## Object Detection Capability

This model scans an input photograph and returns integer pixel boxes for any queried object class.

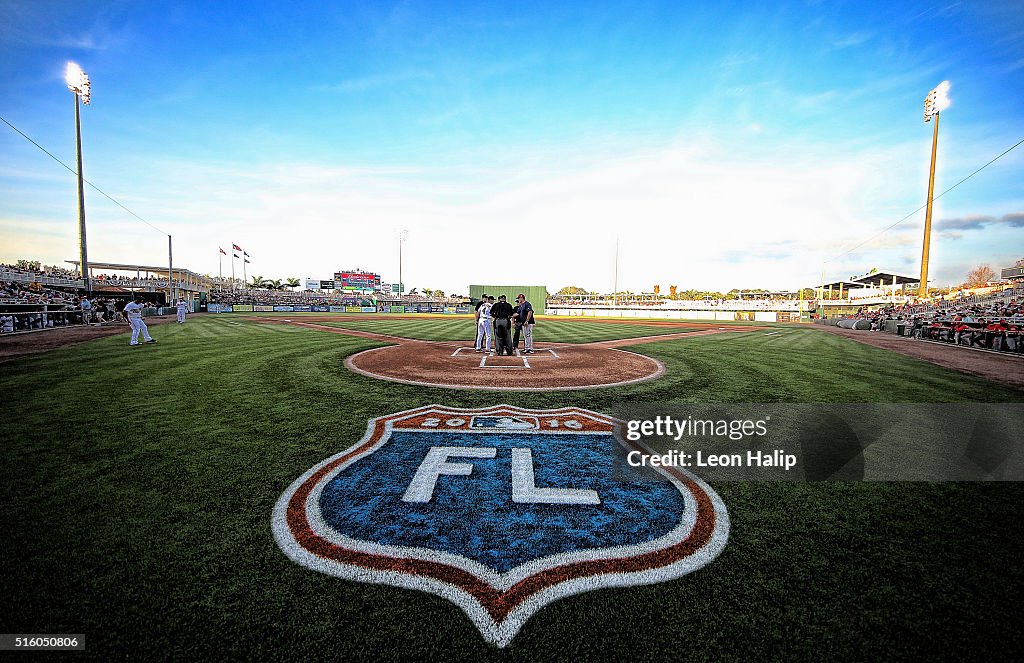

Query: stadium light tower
[918,80,950,298]
[398,229,407,298]
[66,61,92,293]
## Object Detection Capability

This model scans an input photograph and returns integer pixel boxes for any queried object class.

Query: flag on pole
[232,243,243,251]
[243,251,250,257]
[244,259,250,264]
[219,247,227,255]
[233,253,239,258]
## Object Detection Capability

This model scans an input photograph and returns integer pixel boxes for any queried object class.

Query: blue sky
[1,0,1022,294]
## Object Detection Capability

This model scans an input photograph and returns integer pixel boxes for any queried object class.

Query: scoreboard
[334,270,382,291]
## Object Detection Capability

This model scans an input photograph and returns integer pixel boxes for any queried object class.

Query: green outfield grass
[308,315,746,344]
[1,315,1021,659]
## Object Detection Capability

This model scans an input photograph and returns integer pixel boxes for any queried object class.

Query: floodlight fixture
[65,61,91,104]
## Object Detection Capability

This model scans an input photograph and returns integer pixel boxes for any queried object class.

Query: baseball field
[1,313,1022,659]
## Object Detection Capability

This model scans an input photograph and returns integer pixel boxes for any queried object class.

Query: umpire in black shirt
[490,294,517,356]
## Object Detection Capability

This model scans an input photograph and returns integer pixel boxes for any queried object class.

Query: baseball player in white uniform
[124,297,156,346]
[176,298,188,324]
[475,296,493,353]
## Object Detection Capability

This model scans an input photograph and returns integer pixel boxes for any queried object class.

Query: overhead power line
[826,136,1024,263]
[0,114,166,235]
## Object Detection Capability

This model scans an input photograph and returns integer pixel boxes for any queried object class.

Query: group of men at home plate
[475,293,536,356]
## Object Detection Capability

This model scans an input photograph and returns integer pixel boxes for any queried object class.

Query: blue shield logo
[272,405,729,646]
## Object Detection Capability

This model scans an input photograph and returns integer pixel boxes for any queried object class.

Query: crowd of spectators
[0,260,80,281]
[2,259,202,292]
[546,296,807,310]
[843,288,1024,354]
[1,281,79,305]
[209,285,475,306]
[0,291,127,334]
[210,287,375,307]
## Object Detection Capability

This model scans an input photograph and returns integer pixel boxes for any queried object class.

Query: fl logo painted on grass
[272,405,729,647]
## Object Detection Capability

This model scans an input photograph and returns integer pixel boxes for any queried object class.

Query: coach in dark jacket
[512,293,536,353]
[490,295,516,356]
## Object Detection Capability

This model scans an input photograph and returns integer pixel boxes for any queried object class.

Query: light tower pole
[398,229,407,299]
[919,81,951,298]
[66,62,92,293]
[613,236,619,307]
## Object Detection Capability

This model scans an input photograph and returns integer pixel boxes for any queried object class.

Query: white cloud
[3,131,1017,293]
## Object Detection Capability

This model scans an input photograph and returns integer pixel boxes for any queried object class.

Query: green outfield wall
[469,284,547,306]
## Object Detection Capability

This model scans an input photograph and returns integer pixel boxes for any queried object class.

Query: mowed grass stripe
[618,328,1022,403]
[0,316,1021,659]
[316,315,708,343]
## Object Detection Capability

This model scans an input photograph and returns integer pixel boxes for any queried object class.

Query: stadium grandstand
[1,258,210,334]
[818,286,1024,354]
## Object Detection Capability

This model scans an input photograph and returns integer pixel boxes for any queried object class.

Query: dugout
[469,284,547,308]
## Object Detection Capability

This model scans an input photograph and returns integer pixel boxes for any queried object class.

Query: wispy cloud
[38,33,112,51]
[832,31,872,48]
[718,53,759,69]
[0,2,125,51]
[937,214,996,231]
[936,213,1024,233]
[316,69,437,94]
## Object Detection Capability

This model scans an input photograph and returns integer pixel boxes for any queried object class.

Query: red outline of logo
[272,405,729,647]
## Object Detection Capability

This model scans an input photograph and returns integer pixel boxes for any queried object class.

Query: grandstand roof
[66,260,206,279]
[848,270,919,287]
[818,270,919,290]
[816,279,862,290]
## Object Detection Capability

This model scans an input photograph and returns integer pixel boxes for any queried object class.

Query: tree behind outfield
[964,265,996,288]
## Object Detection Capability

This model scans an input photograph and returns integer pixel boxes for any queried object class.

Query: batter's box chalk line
[480,354,530,369]
[452,346,557,359]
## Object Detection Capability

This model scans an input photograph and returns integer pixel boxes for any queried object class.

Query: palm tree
[285,277,300,290]
[250,275,267,289]
[269,278,283,290]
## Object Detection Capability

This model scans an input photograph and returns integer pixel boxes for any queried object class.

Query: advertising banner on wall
[273,306,294,312]
[329,306,346,313]
[233,304,253,312]
[293,306,311,312]
[311,306,330,312]
[345,306,363,313]
[361,306,376,313]
[208,303,223,313]
[254,305,274,312]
